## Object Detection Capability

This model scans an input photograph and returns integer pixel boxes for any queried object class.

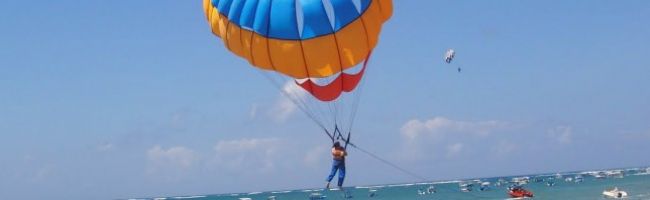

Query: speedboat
[603,187,628,198]
[511,177,530,185]
[606,170,624,178]
[309,193,326,200]
[480,182,490,191]
[368,189,377,197]
[508,186,533,198]
[546,181,555,187]
[574,175,584,183]
[426,185,436,194]
[459,182,473,192]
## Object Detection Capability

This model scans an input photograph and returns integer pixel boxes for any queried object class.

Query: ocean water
[135,168,650,200]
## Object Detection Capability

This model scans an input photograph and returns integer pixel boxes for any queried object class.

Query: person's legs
[326,160,339,182]
[337,162,346,187]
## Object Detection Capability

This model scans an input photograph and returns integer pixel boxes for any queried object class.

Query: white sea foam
[271,190,292,194]
[387,183,415,187]
[172,195,206,199]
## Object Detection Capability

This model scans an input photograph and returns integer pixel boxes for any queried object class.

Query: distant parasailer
[444,49,460,72]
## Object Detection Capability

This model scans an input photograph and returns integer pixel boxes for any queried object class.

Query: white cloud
[303,145,328,168]
[96,142,114,152]
[547,126,572,144]
[400,117,510,140]
[492,140,518,157]
[146,145,198,173]
[446,143,464,158]
[249,103,258,119]
[268,81,306,123]
[213,138,284,172]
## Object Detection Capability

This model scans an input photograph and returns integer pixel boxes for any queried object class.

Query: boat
[546,181,555,187]
[511,177,530,185]
[508,186,533,198]
[605,170,624,178]
[574,175,584,183]
[564,177,573,182]
[426,185,436,194]
[602,187,628,198]
[267,196,276,200]
[368,189,377,197]
[459,182,473,192]
[480,182,490,191]
[309,193,326,200]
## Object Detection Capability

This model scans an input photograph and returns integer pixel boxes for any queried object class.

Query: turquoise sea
[133,167,650,200]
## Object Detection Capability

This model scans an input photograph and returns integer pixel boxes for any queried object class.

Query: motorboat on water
[511,177,530,185]
[606,170,624,178]
[368,189,377,197]
[574,175,584,183]
[546,181,555,187]
[564,177,573,182]
[417,186,435,195]
[480,182,491,191]
[309,193,326,200]
[426,185,436,194]
[508,186,534,198]
[603,187,628,198]
[459,182,473,192]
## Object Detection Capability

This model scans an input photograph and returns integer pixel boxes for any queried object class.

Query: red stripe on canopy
[296,53,371,101]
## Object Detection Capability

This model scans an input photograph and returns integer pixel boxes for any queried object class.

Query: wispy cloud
[400,117,510,140]
[249,103,258,119]
[213,138,285,173]
[547,126,572,144]
[491,140,518,157]
[96,142,114,152]
[146,145,198,174]
[446,143,464,158]
[303,145,328,168]
[268,81,306,123]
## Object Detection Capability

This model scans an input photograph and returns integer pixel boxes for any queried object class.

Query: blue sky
[1,1,650,199]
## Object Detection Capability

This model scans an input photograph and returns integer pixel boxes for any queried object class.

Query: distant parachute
[444,49,455,63]
[444,49,460,72]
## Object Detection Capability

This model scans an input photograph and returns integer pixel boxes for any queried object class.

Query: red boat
[508,187,533,198]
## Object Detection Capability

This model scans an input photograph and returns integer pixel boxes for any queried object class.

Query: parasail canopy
[203,0,393,143]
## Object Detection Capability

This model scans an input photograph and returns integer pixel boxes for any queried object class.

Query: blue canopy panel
[208,0,373,40]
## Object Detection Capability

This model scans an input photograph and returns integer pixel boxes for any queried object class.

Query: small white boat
[574,175,584,183]
[602,187,628,198]
[309,193,326,200]
[564,177,573,182]
[606,170,624,178]
[480,182,490,191]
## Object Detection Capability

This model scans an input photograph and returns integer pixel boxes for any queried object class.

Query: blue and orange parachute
[203,0,392,142]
